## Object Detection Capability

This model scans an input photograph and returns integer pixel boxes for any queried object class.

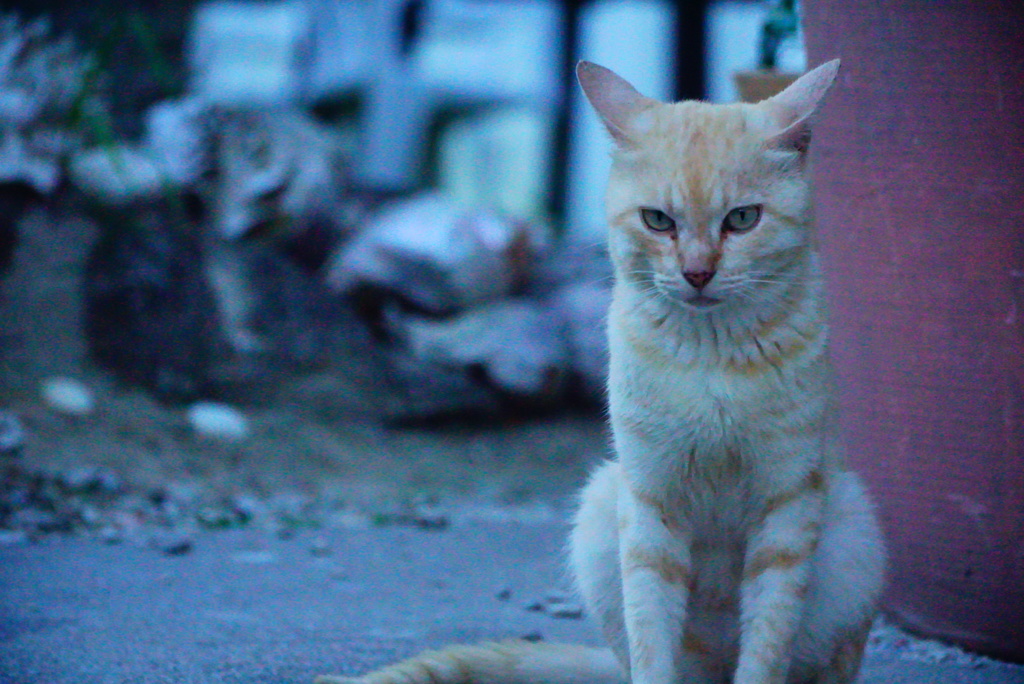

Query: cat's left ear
[576,61,658,145]
[762,59,841,154]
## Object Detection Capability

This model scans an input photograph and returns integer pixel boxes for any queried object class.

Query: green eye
[640,208,676,233]
[723,205,762,233]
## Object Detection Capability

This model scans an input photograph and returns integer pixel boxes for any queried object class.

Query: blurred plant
[758,0,799,71]
[72,6,184,144]
[0,12,100,193]
[63,8,205,215]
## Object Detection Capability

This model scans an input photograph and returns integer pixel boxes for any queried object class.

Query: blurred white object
[189,1,309,105]
[144,98,210,187]
[412,0,562,105]
[565,0,676,246]
[186,401,250,441]
[67,146,166,203]
[438,107,553,221]
[40,377,95,416]
[326,193,549,312]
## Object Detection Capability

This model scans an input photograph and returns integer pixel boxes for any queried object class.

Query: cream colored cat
[317,59,885,684]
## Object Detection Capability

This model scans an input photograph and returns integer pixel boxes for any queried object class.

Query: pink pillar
[802,1,1024,660]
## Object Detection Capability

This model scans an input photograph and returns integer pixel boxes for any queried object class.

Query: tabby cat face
[578,61,839,314]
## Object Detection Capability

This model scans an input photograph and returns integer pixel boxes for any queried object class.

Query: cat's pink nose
[683,270,716,290]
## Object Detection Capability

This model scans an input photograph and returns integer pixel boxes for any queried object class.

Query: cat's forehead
[610,101,776,212]
[643,101,765,159]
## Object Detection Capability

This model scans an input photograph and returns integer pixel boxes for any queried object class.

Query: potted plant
[733,0,802,103]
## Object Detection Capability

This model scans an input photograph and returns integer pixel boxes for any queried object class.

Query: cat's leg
[734,465,827,684]
[572,460,712,684]
[571,460,631,670]
[801,618,872,684]
[788,472,885,684]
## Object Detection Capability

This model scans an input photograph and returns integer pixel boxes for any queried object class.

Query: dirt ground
[0,206,610,540]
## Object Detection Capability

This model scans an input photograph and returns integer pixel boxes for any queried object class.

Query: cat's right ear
[762,59,841,154]
[576,61,656,145]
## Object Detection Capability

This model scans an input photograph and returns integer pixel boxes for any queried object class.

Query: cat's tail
[314,639,625,684]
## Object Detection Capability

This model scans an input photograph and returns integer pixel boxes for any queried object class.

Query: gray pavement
[2,520,1023,684]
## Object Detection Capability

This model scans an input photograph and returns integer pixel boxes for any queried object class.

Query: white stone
[186,401,250,441]
[40,377,95,416]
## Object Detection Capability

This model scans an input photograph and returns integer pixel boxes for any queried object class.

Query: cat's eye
[640,208,676,233]
[723,205,762,233]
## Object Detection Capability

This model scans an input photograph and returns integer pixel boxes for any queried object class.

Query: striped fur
[316,61,885,684]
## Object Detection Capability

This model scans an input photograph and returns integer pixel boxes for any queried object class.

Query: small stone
[196,506,236,529]
[78,504,102,527]
[60,465,121,494]
[41,377,95,416]
[310,536,331,557]
[524,600,544,612]
[546,601,584,619]
[328,510,371,529]
[0,529,29,546]
[520,632,543,643]
[496,588,512,601]
[186,401,250,441]
[10,508,63,532]
[152,532,193,556]
[98,525,123,544]
[413,514,449,531]
[229,494,265,523]
[164,482,202,505]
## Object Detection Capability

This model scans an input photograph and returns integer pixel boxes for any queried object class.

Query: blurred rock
[326,194,549,315]
[0,529,29,546]
[40,376,95,416]
[210,107,353,244]
[0,13,93,196]
[0,12,96,275]
[548,281,611,403]
[0,182,42,274]
[58,465,121,494]
[151,531,194,556]
[387,299,568,415]
[83,198,222,401]
[0,410,25,455]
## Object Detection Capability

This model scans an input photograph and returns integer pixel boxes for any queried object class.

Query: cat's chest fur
[606,300,829,538]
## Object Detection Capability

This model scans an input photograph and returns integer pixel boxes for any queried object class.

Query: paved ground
[2,520,1023,684]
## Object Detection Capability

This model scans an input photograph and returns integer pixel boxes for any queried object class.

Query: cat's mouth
[684,294,723,309]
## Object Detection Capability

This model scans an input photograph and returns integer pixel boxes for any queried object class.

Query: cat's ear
[577,61,657,145]
[762,59,841,154]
